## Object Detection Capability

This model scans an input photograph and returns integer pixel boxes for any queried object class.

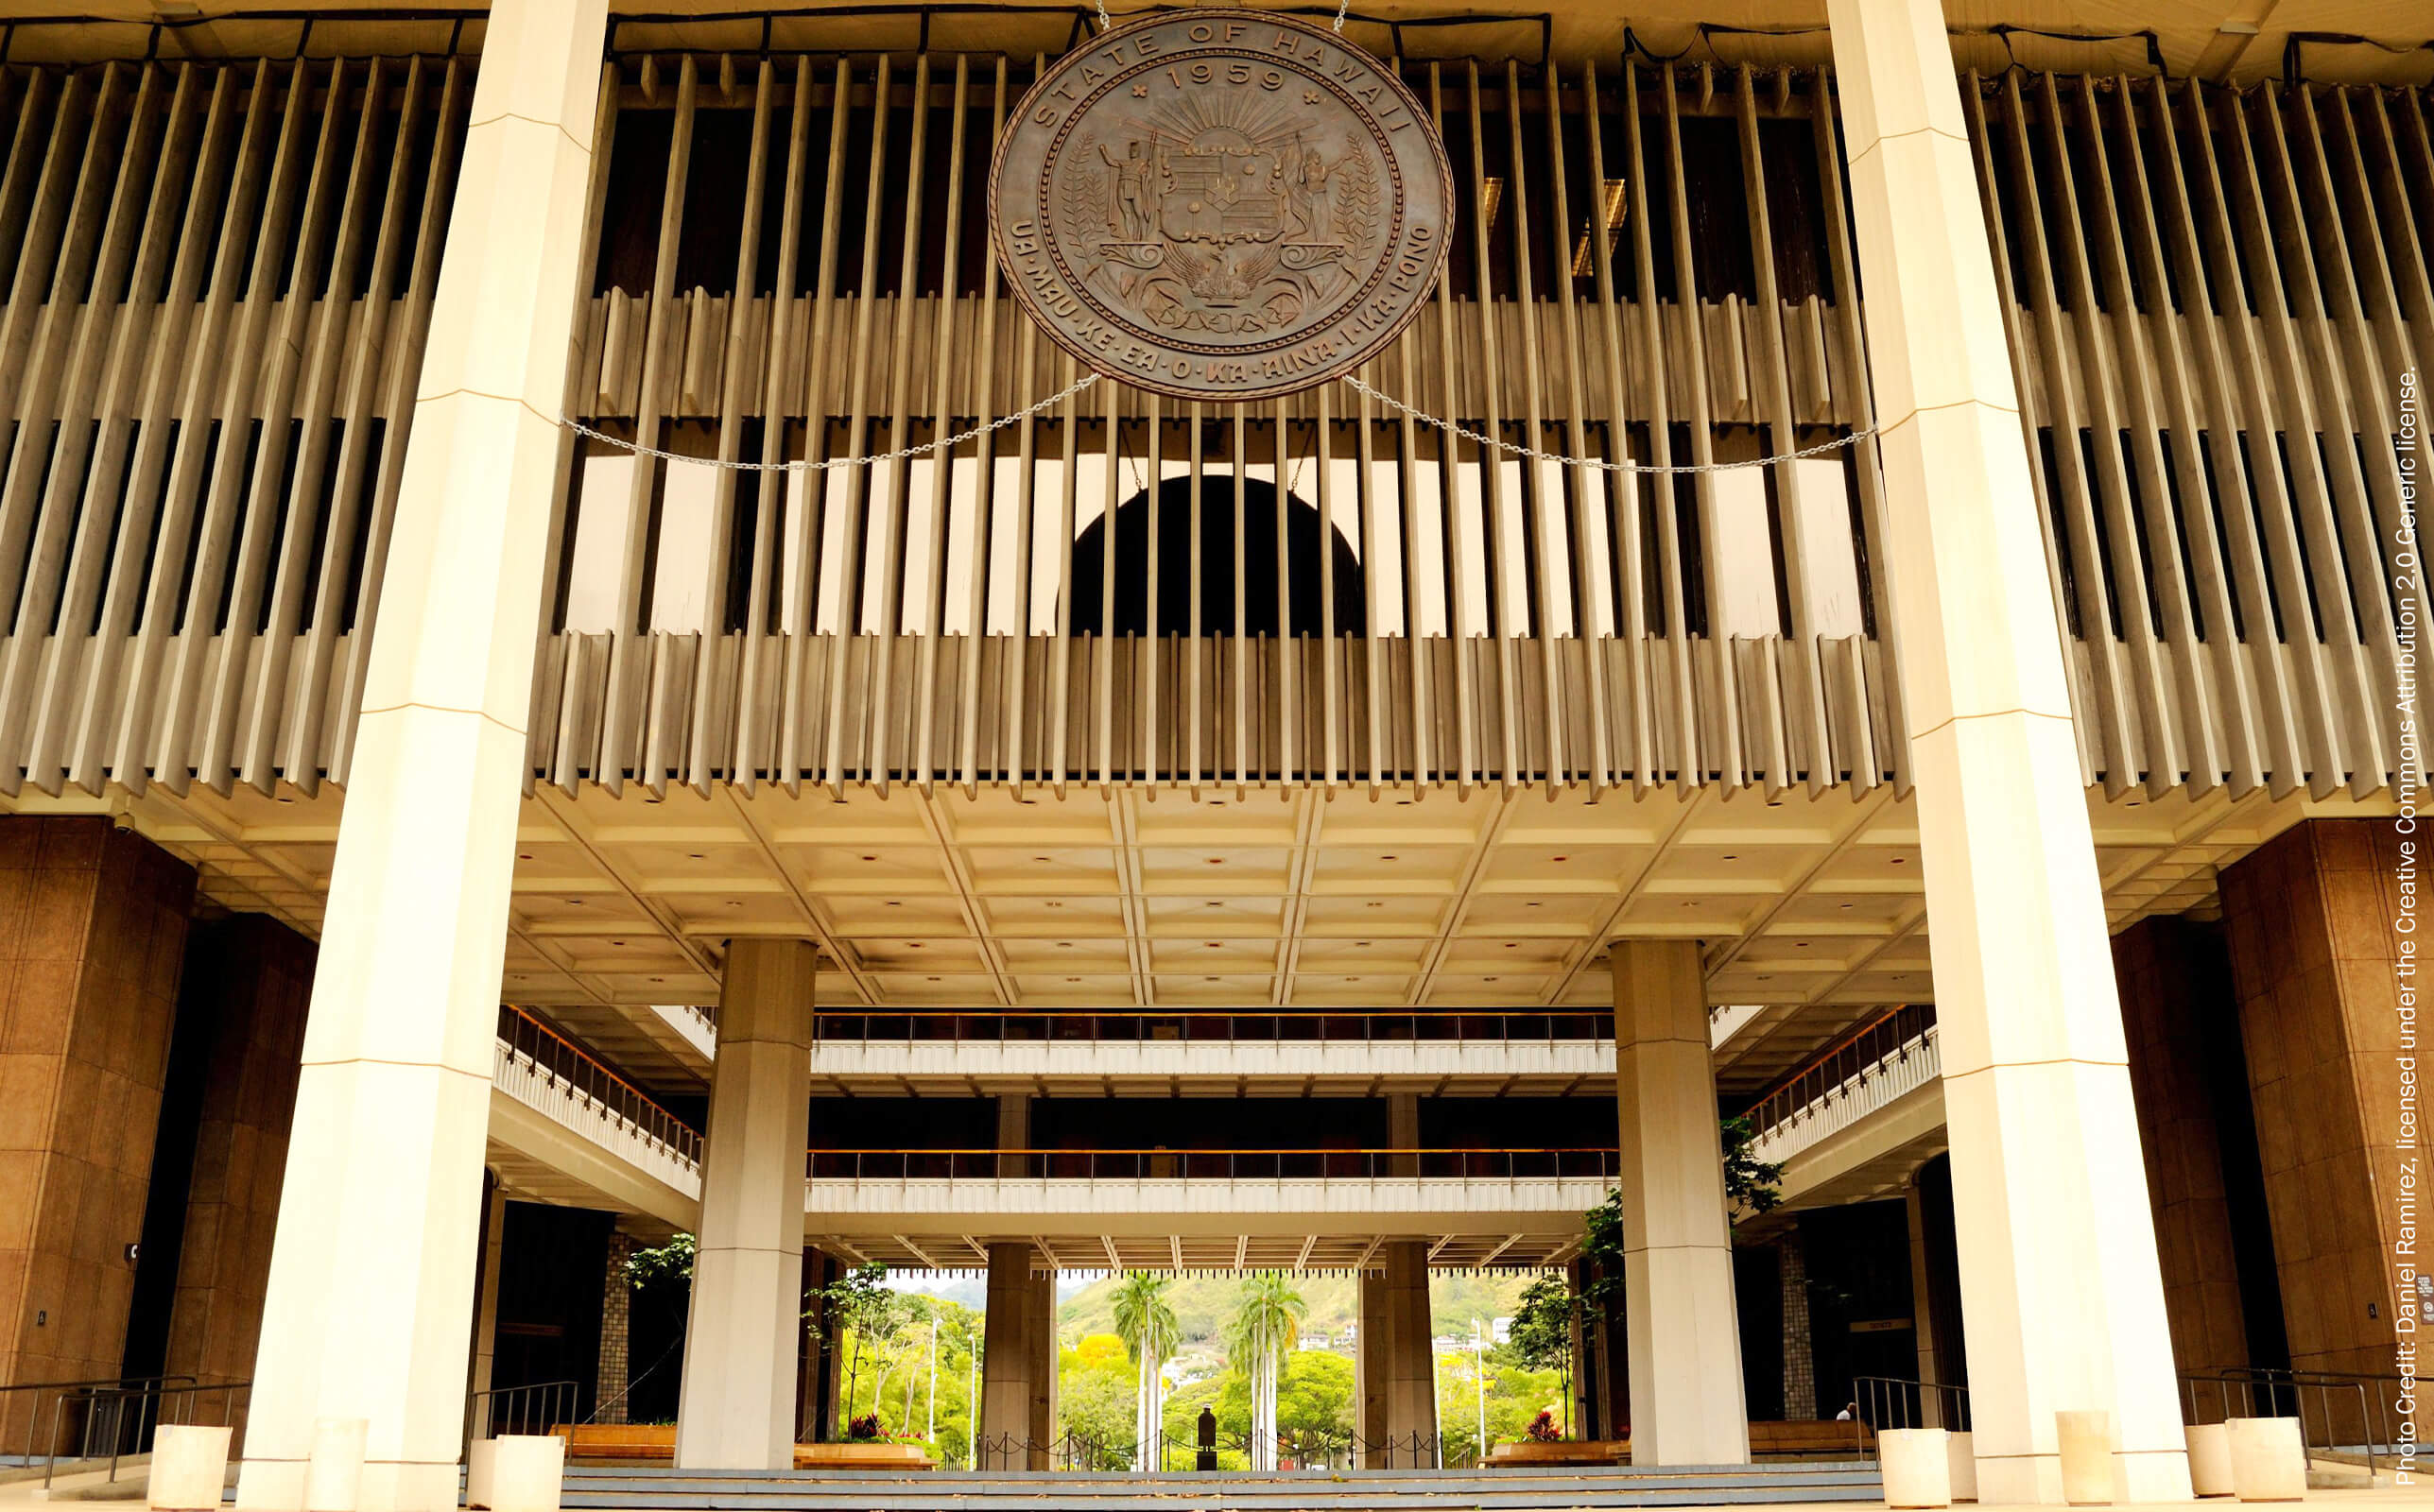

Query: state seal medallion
[991,10,1453,401]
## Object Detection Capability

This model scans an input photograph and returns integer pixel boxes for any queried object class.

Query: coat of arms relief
[1059,93,1385,340]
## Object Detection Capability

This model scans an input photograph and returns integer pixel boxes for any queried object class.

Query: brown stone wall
[160,915,315,1424]
[0,818,195,1442]
[2218,818,2407,1383]
[2115,915,2253,1376]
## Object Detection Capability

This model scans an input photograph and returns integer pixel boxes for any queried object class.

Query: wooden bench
[1750,1419,1875,1457]
[1485,1421,1872,1469]
[553,1423,674,1462]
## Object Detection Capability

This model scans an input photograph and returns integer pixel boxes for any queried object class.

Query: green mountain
[1057,1271,1538,1349]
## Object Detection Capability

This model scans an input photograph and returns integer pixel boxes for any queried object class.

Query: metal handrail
[1745,1005,1938,1141]
[497,1006,699,1164]
[804,1146,1620,1181]
[42,1380,247,1490]
[2181,1367,2396,1479]
[1851,1375,1969,1445]
[0,1376,193,1463]
[813,1011,1612,1045]
[466,1380,581,1443]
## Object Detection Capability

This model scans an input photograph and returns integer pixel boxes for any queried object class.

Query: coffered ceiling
[14,770,2379,1032]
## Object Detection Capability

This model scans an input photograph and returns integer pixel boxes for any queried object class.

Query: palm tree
[1224,1274,1307,1472]
[1111,1273,1181,1470]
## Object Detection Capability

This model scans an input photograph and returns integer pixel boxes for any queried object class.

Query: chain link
[560,368,1873,480]
[559,371,1101,473]
[1341,374,1879,474]
[1332,0,1350,32]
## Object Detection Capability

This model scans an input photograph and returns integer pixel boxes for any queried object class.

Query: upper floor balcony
[806,1009,1613,1095]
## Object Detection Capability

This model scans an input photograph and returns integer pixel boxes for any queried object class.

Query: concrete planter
[792,1442,939,1469]
[2186,1424,2235,1497]
[148,1425,233,1512]
[1881,1428,1953,1509]
[490,1435,567,1512]
[2227,1418,2305,1503]
[466,1439,499,1509]
[1945,1431,1977,1503]
[1483,1440,1626,1468]
[2057,1411,2116,1505]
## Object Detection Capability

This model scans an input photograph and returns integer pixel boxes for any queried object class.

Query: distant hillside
[1058,1271,1536,1349]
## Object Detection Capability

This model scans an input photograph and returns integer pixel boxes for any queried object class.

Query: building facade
[0,0,2424,1505]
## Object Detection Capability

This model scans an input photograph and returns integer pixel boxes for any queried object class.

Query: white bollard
[488,1435,565,1512]
[465,1439,500,1510]
[148,1425,233,1512]
[2186,1423,2236,1498]
[2227,1418,2306,1503]
[2057,1411,2117,1505]
[1945,1431,1977,1503]
[303,1418,369,1512]
[1881,1428,1953,1509]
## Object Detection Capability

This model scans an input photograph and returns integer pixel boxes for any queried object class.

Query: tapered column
[233,4,606,1507]
[981,1244,1049,1469]
[1355,1242,1435,1468]
[1611,940,1748,1466]
[1824,0,2190,1499]
[676,939,818,1469]
[466,1176,507,1436]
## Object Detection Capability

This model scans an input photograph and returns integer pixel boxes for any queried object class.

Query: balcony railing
[493,1006,701,1186]
[803,1146,1619,1182]
[812,1011,1611,1044]
[1745,1005,1940,1165]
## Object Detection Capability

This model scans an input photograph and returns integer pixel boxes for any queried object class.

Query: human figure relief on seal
[1058,99,1383,340]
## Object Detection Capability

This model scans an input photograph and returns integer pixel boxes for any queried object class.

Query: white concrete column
[676,939,818,1469]
[1611,939,1748,1467]
[1824,1,2191,1500]
[233,5,607,1508]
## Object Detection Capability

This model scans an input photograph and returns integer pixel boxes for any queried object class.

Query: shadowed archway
[1067,474,1367,637]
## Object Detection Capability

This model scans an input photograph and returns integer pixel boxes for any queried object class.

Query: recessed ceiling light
[518,852,534,861]
[1721,853,1737,861]
[1381,854,1397,862]
[688,852,705,860]
[861,854,877,862]
[1552,855,1568,862]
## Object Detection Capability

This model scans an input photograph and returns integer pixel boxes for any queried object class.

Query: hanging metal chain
[1332,0,1351,32]
[1341,373,1880,474]
[559,370,1101,473]
[562,369,1873,478]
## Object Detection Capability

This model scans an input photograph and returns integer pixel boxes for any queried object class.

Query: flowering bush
[1526,1410,1562,1443]
[846,1413,888,1442]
